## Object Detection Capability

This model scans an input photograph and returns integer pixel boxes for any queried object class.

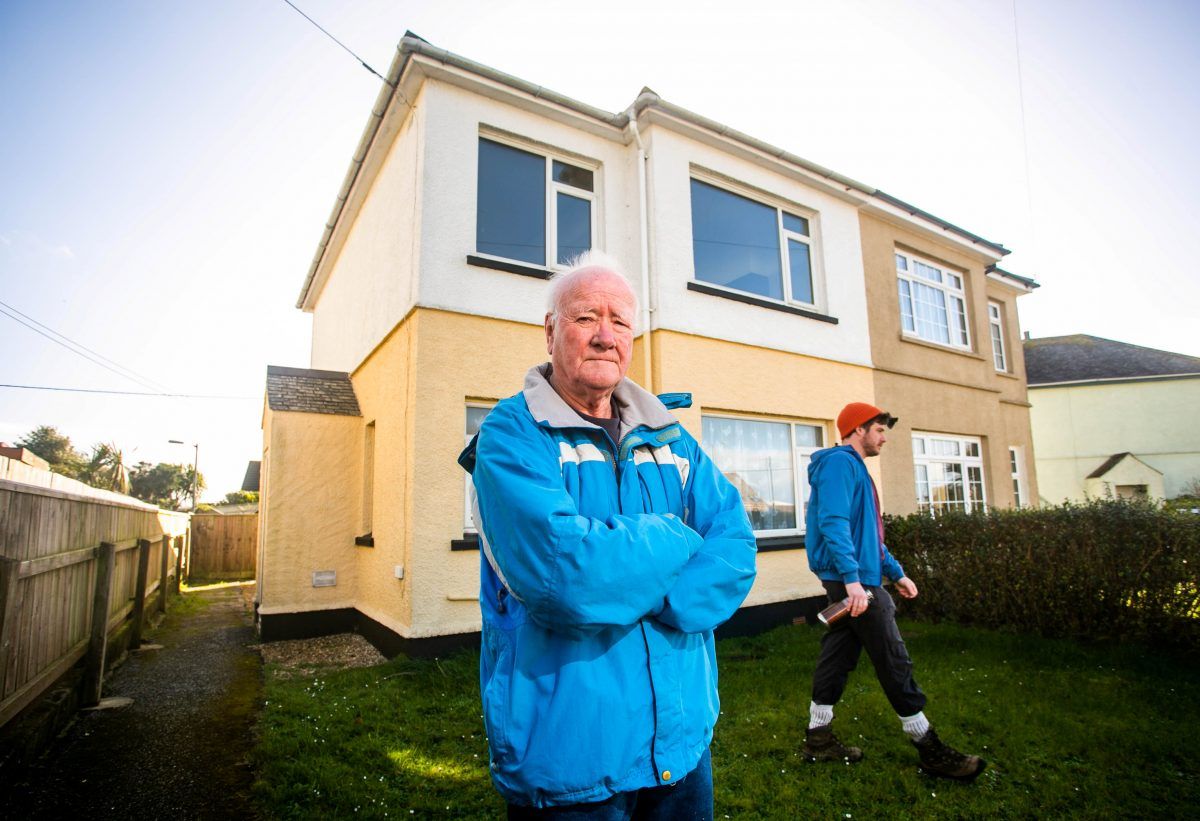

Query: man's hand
[845,581,871,617]
[895,576,919,599]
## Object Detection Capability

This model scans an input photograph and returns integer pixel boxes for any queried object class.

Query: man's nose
[591,319,617,348]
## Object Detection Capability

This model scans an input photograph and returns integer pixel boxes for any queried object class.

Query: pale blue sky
[1,0,1197,497]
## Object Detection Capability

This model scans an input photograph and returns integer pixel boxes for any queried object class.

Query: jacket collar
[523,363,677,435]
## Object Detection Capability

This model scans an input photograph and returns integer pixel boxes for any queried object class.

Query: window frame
[895,250,972,351]
[988,301,1008,372]
[911,431,988,515]
[475,133,599,271]
[689,173,824,312]
[1009,446,1026,508]
[701,411,827,538]
[463,403,495,533]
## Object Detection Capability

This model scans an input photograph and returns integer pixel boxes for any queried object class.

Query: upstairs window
[476,136,595,267]
[690,178,819,308]
[896,251,970,350]
[988,301,1008,371]
[912,432,987,515]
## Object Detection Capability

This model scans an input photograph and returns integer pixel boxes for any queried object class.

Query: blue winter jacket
[805,445,905,586]
[459,364,757,808]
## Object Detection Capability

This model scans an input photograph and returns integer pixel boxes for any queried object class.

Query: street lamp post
[168,440,200,511]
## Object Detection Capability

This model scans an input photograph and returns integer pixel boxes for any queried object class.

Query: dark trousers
[506,749,712,821]
[811,582,927,717]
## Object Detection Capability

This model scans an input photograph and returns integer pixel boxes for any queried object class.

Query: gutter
[986,264,1040,289]
[626,107,653,390]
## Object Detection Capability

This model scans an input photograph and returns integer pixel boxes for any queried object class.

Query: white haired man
[459,252,757,818]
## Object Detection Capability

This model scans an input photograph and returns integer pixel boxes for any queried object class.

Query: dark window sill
[467,254,554,280]
[454,532,800,552]
[756,535,805,552]
[451,532,480,551]
[687,282,838,324]
[355,533,374,548]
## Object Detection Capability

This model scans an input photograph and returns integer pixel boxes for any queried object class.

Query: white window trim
[988,301,1008,372]
[1009,446,1026,508]
[477,132,600,271]
[895,250,972,351]
[701,411,827,538]
[463,403,495,532]
[690,172,825,312]
[912,431,988,515]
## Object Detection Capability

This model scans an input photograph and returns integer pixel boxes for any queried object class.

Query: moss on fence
[885,499,1200,648]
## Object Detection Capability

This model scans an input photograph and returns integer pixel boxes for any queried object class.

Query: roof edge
[266,365,352,379]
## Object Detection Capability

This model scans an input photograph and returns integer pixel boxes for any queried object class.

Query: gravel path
[6,583,262,820]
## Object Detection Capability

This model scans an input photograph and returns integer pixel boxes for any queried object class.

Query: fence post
[0,556,22,696]
[158,535,170,614]
[173,535,183,595]
[82,542,116,707]
[130,539,151,648]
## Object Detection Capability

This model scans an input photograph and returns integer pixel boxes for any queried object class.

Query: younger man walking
[803,402,986,781]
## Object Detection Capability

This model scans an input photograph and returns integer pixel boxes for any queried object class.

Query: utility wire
[0,383,258,400]
[0,304,169,394]
[279,0,391,85]
[0,297,172,393]
[1012,0,1039,274]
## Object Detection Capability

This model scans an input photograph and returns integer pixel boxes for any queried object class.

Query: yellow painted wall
[651,329,875,605]
[257,409,362,616]
[1030,377,1200,502]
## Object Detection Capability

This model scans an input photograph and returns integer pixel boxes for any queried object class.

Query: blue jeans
[506,749,713,821]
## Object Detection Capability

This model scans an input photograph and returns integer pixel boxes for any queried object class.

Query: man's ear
[544,313,555,356]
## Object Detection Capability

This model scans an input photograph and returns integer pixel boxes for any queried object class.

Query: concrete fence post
[82,542,116,707]
[130,539,151,648]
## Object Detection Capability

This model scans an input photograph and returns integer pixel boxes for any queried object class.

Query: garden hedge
[884,500,1200,649]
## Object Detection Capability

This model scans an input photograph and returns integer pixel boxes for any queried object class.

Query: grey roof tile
[1024,335,1200,386]
[265,365,361,416]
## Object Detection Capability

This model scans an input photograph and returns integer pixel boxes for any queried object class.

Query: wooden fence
[189,513,257,581]
[0,475,189,728]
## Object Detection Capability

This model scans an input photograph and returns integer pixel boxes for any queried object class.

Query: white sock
[900,711,930,740]
[809,701,834,730]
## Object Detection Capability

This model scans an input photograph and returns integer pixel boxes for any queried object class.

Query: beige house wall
[1030,377,1200,502]
[257,409,362,616]
[858,212,1038,514]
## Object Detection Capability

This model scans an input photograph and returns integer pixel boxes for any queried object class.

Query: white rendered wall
[416,80,640,329]
[309,89,425,372]
[643,125,873,368]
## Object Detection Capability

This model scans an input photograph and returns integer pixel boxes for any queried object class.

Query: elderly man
[802,402,985,781]
[459,252,757,818]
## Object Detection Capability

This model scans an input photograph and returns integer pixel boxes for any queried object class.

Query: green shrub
[885,499,1200,649]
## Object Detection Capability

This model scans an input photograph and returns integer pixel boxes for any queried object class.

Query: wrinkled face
[859,421,889,457]
[545,269,636,397]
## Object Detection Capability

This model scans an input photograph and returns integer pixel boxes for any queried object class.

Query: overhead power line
[0,298,172,393]
[279,0,390,85]
[0,303,171,394]
[0,383,258,400]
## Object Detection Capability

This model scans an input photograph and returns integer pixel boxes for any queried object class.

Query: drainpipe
[626,107,653,391]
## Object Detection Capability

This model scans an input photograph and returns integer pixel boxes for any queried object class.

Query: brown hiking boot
[803,725,863,762]
[912,728,986,781]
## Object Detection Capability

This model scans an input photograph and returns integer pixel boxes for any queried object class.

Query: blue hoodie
[459,364,756,808]
[805,445,905,586]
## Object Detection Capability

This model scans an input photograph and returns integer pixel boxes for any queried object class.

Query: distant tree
[130,462,206,510]
[221,490,259,505]
[15,425,86,478]
[82,442,131,494]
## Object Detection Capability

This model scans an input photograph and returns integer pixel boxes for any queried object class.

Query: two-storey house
[256,34,1039,652]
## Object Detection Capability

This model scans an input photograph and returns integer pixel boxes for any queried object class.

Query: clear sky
[2,0,1198,499]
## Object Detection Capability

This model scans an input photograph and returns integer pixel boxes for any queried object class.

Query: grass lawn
[253,621,1200,819]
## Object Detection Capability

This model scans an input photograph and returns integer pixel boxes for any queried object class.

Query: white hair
[545,250,639,320]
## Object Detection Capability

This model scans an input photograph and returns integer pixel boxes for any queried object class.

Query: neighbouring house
[257,34,1040,653]
[1025,334,1200,503]
[241,460,261,493]
[0,444,51,471]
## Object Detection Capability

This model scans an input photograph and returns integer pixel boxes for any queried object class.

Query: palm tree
[85,442,131,495]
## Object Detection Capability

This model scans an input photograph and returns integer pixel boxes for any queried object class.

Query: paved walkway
[7,584,261,820]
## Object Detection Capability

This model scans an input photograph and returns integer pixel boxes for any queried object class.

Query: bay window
[912,432,987,514]
[896,251,970,350]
